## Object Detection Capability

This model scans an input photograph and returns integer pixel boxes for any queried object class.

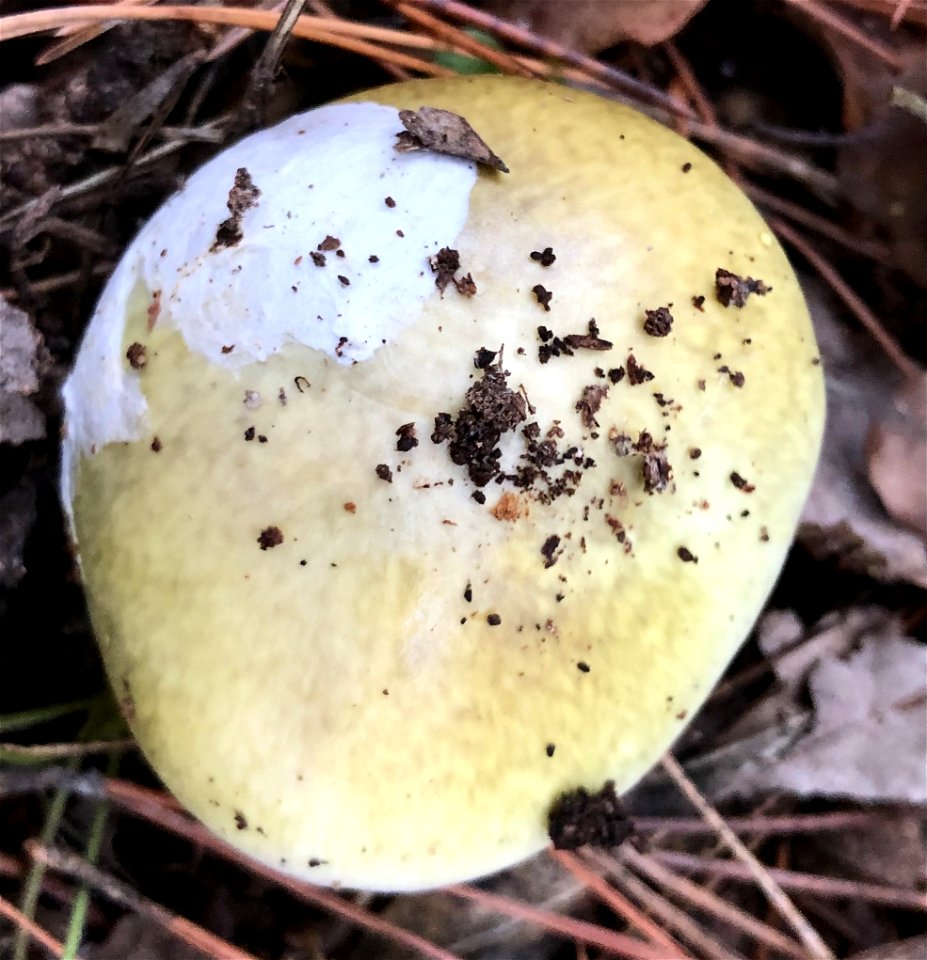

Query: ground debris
[395,106,509,172]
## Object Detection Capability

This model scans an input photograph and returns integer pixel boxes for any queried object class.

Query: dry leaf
[396,107,509,172]
[866,373,927,536]
[483,0,708,52]
[800,276,927,587]
[720,607,927,804]
[0,297,45,446]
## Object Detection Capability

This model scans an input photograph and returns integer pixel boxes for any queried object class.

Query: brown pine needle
[0,892,65,958]
[770,217,920,380]
[551,849,690,958]
[652,850,927,912]
[393,0,695,119]
[593,854,747,960]
[26,841,261,960]
[661,753,835,960]
[98,780,465,960]
[614,846,809,960]
[445,882,675,960]
[746,184,893,265]
[390,0,536,79]
[830,0,927,26]
[0,6,453,77]
[782,0,908,69]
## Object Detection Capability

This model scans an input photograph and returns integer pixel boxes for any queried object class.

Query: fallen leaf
[866,373,927,536]
[482,0,708,52]
[719,607,927,804]
[0,297,45,446]
[800,276,927,587]
[395,107,509,172]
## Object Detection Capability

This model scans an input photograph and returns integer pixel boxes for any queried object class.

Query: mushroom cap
[62,76,825,891]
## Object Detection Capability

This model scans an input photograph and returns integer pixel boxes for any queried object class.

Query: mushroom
[61,76,825,891]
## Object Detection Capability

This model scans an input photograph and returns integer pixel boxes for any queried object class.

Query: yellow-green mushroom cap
[61,76,825,892]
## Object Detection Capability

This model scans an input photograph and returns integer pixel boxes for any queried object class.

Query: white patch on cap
[61,102,479,520]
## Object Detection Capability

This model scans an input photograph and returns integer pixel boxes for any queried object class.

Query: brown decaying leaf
[481,0,709,52]
[396,106,509,172]
[720,607,927,804]
[866,373,927,536]
[0,297,46,446]
[799,276,927,587]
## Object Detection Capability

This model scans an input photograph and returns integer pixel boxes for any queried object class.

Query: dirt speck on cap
[212,168,260,251]
[125,342,147,370]
[490,490,524,521]
[530,247,556,266]
[257,526,284,550]
[715,268,771,307]
[548,781,633,850]
[643,306,674,337]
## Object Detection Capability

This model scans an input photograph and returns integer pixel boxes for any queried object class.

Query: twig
[445,882,675,960]
[770,217,920,380]
[0,6,454,78]
[97,780,464,960]
[26,841,261,960]
[660,754,835,960]
[830,0,927,27]
[551,849,689,958]
[253,0,307,85]
[746,184,893,264]
[392,0,696,119]
[631,809,903,837]
[0,739,134,761]
[0,123,226,143]
[782,0,908,69]
[0,124,224,234]
[390,0,536,78]
[651,850,927,912]
[593,853,747,960]
[614,846,809,960]
[0,892,65,958]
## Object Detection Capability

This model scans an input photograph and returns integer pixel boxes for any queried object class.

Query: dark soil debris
[730,471,756,492]
[375,464,393,482]
[257,526,284,550]
[431,352,526,486]
[530,247,556,266]
[548,781,633,850]
[643,306,674,337]
[396,422,419,452]
[125,342,147,369]
[212,167,260,251]
[541,534,562,568]
[532,284,553,311]
[626,353,654,385]
[715,268,771,308]
[576,384,608,429]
